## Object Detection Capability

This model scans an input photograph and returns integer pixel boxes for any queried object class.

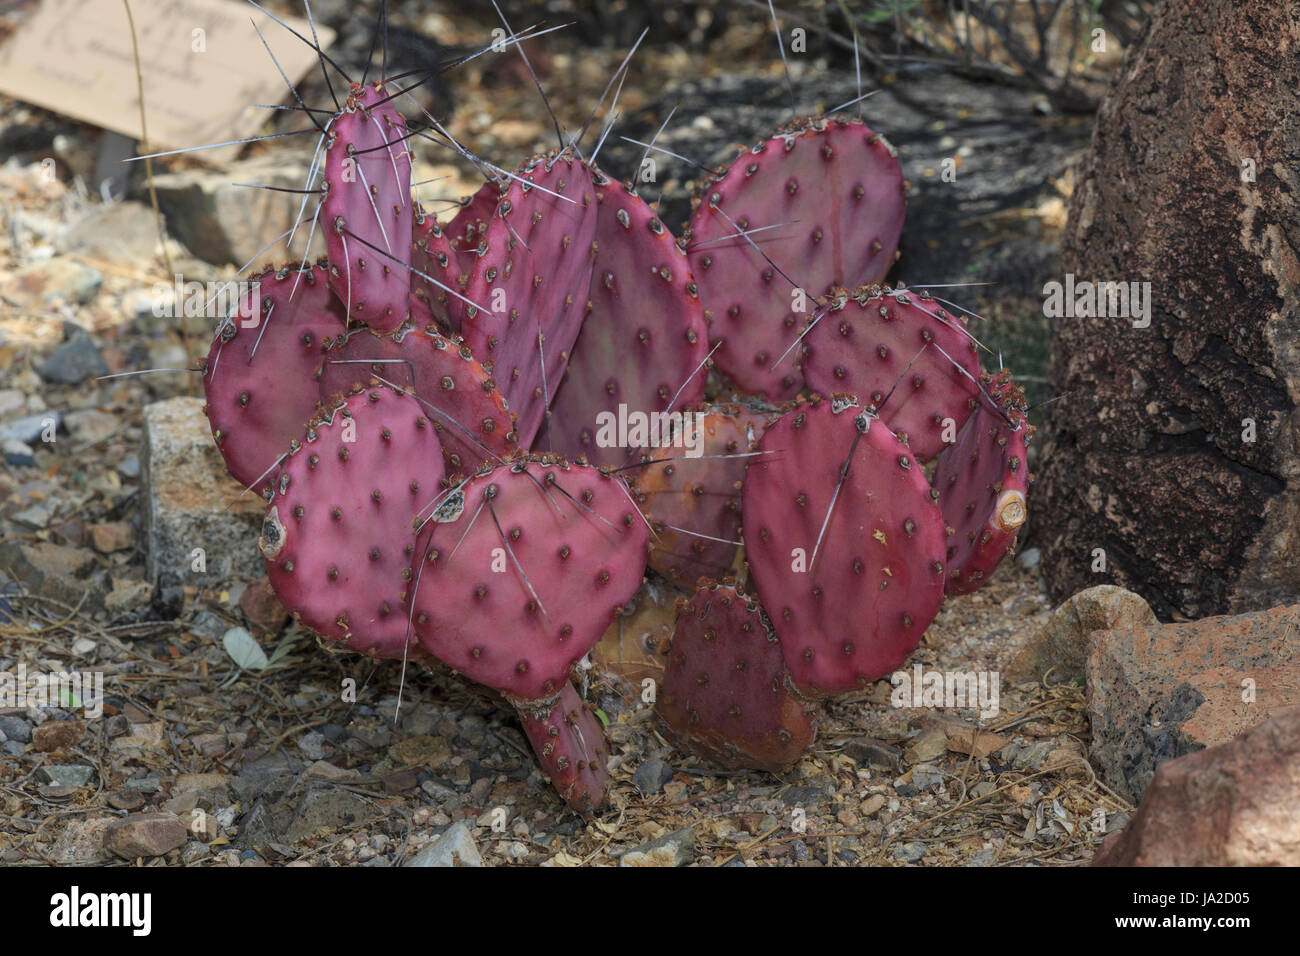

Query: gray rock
[2,741,25,757]
[38,328,108,384]
[298,731,327,761]
[123,774,164,793]
[12,501,55,529]
[140,398,263,587]
[965,847,997,866]
[405,821,483,867]
[151,157,326,266]
[180,841,211,864]
[0,389,25,417]
[619,827,695,867]
[0,411,59,444]
[63,408,120,444]
[2,439,35,467]
[0,259,102,309]
[779,785,832,808]
[632,758,674,796]
[843,737,902,771]
[39,765,94,787]
[239,776,370,849]
[1012,741,1056,771]
[0,715,33,742]
[1016,547,1042,570]
[58,201,160,264]
[49,815,113,864]
[892,842,927,863]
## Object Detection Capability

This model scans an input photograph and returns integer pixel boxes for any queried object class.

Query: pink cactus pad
[409,205,464,328]
[259,386,445,658]
[203,264,345,494]
[741,396,946,694]
[409,458,648,701]
[630,404,771,584]
[317,324,517,478]
[803,285,983,460]
[685,117,906,400]
[452,150,599,448]
[322,82,414,330]
[657,581,819,772]
[933,370,1033,596]
[446,179,501,254]
[546,174,709,466]
[516,680,610,814]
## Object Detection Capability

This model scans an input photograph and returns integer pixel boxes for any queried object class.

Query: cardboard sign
[0,0,335,164]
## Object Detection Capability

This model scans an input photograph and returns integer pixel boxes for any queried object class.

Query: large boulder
[1037,0,1300,619]
[1086,604,1300,802]
[1093,707,1300,866]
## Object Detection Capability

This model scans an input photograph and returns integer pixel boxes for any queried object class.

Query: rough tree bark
[1037,0,1300,619]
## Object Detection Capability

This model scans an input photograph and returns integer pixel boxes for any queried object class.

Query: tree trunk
[1037,0,1300,619]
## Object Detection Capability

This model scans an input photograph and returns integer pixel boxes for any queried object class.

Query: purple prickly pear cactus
[546,173,709,466]
[202,264,345,494]
[317,324,517,478]
[933,370,1033,596]
[409,206,462,328]
[517,680,610,815]
[446,180,500,254]
[260,385,445,658]
[631,404,771,584]
[803,285,983,460]
[322,81,415,331]
[408,458,648,701]
[741,396,946,694]
[657,580,819,772]
[684,117,906,400]
[451,150,599,448]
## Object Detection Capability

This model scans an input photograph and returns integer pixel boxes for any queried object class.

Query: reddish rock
[1086,604,1300,802]
[1094,707,1300,866]
[239,577,289,633]
[104,812,188,859]
[88,520,134,553]
[32,720,85,752]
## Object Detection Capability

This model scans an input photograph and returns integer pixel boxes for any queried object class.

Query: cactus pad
[203,264,345,493]
[322,82,414,330]
[803,286,983,460]
[259,386,446,658]
[547,175,709,466]
[453,150,598,447]
[741,397,947,694]
[685,117,906,400]
[516,680,610,814]
[657,581,818,772]
[409,459,648,700]
[317,324,517,478]
[933,370,1033,596]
